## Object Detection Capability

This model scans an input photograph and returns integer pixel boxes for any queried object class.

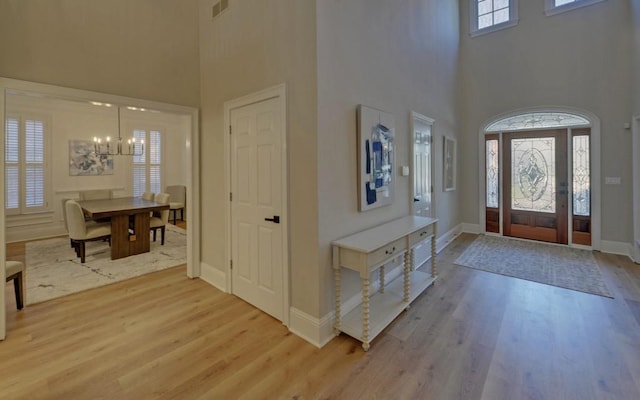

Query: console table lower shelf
[336,270,437,350]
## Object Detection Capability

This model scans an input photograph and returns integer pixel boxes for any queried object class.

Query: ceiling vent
[212,0,229,19]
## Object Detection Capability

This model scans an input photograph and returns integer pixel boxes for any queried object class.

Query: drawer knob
[420,231,427,236]
[385,246,396,255]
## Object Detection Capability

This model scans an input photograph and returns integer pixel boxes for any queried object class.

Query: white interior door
[230,97,284,321]
[411,112,434,268]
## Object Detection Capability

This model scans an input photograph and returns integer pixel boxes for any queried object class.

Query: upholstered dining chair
[5,260,24,310]
[79,189,113,201]
[150,192,170,245]
[165,185,186,224]
[65,200,112,263]
[141,192,155,201]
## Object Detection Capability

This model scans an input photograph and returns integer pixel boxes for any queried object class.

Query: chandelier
[93,107,144,156]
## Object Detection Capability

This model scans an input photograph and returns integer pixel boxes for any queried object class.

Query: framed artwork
[444,136,456,191]
[69,139,114,176]
[357,105,395,211]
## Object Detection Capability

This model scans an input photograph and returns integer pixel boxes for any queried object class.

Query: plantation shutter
[24,119,45,209]
[5,118,19,212]
[132,130,146,197]
[131,129,162,197]
[5,116,48,214]
[149,130,162,194]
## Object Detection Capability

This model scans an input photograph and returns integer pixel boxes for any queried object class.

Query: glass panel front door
[503,130,568,244]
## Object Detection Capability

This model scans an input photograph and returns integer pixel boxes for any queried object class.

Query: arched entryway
[477,108,601,250]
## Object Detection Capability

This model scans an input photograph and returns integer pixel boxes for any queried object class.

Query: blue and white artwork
[69,139,114,176]
[357,105,395,211]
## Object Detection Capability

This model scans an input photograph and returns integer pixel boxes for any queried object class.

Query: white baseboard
[199,262,227,293]
[601,240,632,258]
[289,307,335,348]
[436,224,463,253]
[461,223,481,234]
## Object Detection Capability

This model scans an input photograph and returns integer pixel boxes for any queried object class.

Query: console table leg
[431,224,437,278]
[379,266,385,294]
[333,246,341,335]
[403,251,410,303]
[362,277,370,350]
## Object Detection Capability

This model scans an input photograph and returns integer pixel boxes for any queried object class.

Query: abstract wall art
[357,105,395,211]
[69,139,114,176]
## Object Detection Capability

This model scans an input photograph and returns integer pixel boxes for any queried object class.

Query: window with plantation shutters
[5,115,50,214]
[132,129,162,197]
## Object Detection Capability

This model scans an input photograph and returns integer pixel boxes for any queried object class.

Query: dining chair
[5,260,24,310]
[79,189,113,201]
[141,192,155,201]
[165,185,186,224]
[65,200,112,263]
[150,192,170,245]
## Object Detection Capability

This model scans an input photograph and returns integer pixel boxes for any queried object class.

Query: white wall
[0,0,200,107]
[5,93,189,242]
[316,0,461,315]
[459,0,633,243]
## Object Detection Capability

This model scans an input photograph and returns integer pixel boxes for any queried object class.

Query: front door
[503,129,568,244]
[230,97,284,321]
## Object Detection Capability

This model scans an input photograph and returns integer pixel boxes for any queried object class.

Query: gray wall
[316,0,461,315]
[0,0,200,107]
[459,0,633,243]
[198,0,320,316]
[634,0,640,116]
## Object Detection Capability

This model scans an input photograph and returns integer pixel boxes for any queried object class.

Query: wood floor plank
[3,233,640,399]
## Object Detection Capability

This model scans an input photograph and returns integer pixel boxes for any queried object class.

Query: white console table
[332,215,438,351]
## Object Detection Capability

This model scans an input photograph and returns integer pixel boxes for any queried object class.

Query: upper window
[471,0,518,37]
[545,0,606,16]
[5,114,51,215]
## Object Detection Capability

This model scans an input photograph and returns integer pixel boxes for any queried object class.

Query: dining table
[78,197,170,260]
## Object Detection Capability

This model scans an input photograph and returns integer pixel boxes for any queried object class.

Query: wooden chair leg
[172,210,177,225]
[180,208,184,221]
[80,241,86,263]
[161,226,166,245]
[153,228,157,242]
[14,272,24,310]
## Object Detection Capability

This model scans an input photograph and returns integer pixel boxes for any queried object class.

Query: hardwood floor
[2,233,640,399]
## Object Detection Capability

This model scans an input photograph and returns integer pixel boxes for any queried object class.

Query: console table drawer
[367,238,406,269]
[409,225,433,248]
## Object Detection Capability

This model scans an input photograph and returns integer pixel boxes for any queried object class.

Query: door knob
[413,197,420,202]
[265,215,280,224]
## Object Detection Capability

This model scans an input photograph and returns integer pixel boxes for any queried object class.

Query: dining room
[3,85,197,308]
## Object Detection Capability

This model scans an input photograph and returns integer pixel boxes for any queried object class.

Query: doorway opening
[479,109,600,249]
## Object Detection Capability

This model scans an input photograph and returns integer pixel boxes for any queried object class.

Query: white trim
[461,223,482,234]
[600,240,632,258]
[469,0,519,38]
[289,307,335,348]
[477,106,601,251]
[223,84,290,326]
[199,262,228,293]
[0,77,200,341]
[0,86,5,340]
[545,0,607,17]
[632,114,640,263]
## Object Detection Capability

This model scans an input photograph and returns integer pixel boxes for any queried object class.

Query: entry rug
[25,224,187,305]
[454,235,612,298]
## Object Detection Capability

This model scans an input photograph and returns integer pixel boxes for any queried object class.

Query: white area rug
[25,224,187,305]
[455,235,612,298]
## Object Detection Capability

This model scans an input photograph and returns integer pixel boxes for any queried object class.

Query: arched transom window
[486,112,589,132]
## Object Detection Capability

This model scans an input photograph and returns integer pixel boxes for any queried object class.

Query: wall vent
[212,0,229,19]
